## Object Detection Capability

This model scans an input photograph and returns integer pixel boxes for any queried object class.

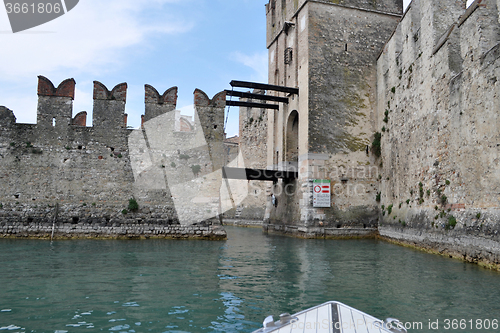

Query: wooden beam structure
[222,167,298,182]
[225,90,289,104]
[226,100,279,110]
[230,80,299,95]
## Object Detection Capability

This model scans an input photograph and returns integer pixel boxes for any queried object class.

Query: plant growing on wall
[446,216,457,230]
[371,132,382,157]
[128,198,139,211]
[191,165,201,176]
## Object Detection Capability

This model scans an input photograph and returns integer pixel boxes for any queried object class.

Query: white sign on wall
[313,179,331,208]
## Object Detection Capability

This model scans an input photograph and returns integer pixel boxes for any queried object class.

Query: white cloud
[0,0,193,80]
[230,51,268,83]
[0,0,193,124]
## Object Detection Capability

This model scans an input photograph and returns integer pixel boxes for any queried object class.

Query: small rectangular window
[284,47,293,64]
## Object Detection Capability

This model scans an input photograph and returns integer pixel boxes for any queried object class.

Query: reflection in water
[0,227,499,332]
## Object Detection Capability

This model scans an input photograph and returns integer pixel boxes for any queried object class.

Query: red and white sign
[313,180,331,208]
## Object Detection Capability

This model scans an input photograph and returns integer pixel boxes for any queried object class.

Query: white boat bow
[252,301,407,333]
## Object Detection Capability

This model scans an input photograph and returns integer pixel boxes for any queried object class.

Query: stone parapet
[0,75,227,234]
[379,222,500,270]
[0,221,227,240]
[263,223,378,239]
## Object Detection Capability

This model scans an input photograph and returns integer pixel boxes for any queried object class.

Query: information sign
[313,179,331,208]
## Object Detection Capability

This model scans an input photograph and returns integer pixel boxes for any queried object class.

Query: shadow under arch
[269,109,301,225]
[285,110,299,171]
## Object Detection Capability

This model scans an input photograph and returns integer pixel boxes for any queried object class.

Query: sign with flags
[313,179,331,208]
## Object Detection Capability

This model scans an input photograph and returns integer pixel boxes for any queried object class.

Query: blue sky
[0,0,269,137]
[0,0,458,137]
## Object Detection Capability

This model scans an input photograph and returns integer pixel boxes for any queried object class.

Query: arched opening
[179,117,194,132]
[285,110,299,170]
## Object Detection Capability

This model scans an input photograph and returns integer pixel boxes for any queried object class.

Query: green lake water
[1,226,500,332]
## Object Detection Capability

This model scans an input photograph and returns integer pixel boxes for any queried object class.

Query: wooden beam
[225,90,289,104]
[226,100,279,110]
[230,80,299,95]
[222,167,298,181]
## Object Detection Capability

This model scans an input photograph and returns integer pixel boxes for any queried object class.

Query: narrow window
[52,117,56,127]
[345,44,348,52]
[284,47,293,64]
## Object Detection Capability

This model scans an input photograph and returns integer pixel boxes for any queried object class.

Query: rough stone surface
[0,219,226,240]
[263,223,378,239]
[233,90,269,221]
[0,77,227,240]
[259,0,500,268]
[376,0,500,267]
[264,0,401,232]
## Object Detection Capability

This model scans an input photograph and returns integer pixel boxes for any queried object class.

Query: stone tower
[264,0,403,236]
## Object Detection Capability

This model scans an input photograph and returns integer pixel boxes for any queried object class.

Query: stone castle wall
[233,91,269,221]
[377,0,500,267]
[0,76,227,239]
[264,0,401,235]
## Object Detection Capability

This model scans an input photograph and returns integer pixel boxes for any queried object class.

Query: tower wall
[264,0,402,235]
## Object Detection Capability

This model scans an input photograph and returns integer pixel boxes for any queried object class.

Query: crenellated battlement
[0,76,223,136]
[71,111,87,126]
[0,76,226,159]
[145,85,177,105]
[193,89,226,108]
[37,75,76,99]
[93,81,127,101]
[378,0,500,76]
[92,81,128,131]
[143,85,178,123]
[0,76,228,236]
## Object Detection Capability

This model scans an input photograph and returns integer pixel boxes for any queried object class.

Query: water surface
[1,227,499,332]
